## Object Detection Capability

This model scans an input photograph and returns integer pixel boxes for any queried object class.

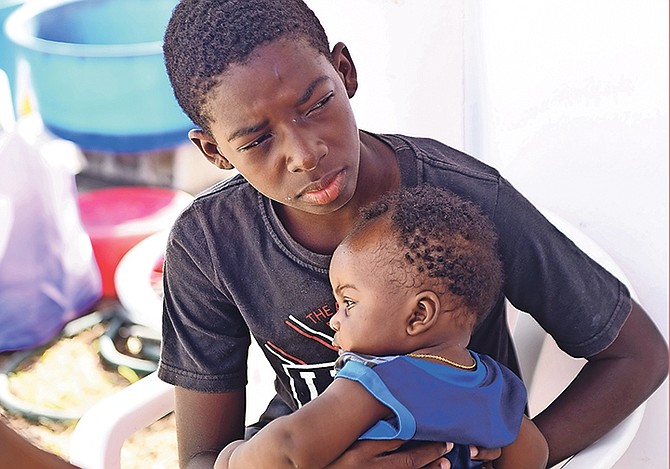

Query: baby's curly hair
[164,0,330,135]
[351,185,503,325]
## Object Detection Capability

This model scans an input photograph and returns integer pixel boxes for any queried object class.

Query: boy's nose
[284,131,325,173]
[287,148,324,173]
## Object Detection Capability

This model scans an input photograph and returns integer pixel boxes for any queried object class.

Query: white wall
[464,1,668,467]
[309,0,668,466]
[306,0,465,147]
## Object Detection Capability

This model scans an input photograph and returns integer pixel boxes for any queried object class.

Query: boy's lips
[298,170,346,205]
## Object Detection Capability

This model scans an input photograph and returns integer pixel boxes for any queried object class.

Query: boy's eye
[306,91,334,116]
[342,298,355,309]
[238,132,273,152]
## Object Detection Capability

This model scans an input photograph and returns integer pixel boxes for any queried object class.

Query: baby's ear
[406,291,440,336]
[188,129,235,170]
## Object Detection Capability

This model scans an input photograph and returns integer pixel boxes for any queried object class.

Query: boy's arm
[533,301,668,466]
[494,416,548,469]
[214,378,391,469]
[174,387,246,469]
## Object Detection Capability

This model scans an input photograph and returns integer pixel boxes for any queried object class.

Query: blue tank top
[335,351,527,468]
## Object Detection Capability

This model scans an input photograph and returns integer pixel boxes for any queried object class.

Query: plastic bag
[0,128,102,351]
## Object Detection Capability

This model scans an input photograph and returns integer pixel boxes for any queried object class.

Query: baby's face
[204,38,361,216]
[328,237,415,356]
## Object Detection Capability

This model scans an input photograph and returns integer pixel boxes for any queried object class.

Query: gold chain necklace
[407,352,476,370]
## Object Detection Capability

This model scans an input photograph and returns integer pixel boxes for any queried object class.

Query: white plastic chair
[70,209,647,469]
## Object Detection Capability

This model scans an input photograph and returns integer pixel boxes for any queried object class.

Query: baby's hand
[469,445,502,469]
[326,439,454,468]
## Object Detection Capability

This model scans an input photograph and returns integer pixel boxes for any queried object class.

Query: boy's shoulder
[187,172,259,211]
[375,132,501,182]
[170,172,258,233]
[193,171,249,200]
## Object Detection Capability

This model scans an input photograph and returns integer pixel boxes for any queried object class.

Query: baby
[215,185,548,468]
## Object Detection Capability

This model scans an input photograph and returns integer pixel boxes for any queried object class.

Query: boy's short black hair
[164,0,331,135]
[352,185,504,325]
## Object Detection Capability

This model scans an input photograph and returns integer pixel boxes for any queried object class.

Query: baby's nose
[329,315,340,332]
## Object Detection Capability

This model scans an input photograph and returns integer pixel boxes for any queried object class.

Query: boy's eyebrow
[227,119,270,142]
[227,76,330,142]
[295,75,330,106]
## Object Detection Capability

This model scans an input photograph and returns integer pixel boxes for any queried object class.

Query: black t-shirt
[158,133,631,411]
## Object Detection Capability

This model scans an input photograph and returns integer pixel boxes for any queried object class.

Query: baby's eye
[342,298,355,309]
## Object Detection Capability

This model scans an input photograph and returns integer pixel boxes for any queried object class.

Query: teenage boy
[158,1,668,467]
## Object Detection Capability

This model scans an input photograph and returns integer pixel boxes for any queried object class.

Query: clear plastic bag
[0,128,101,351]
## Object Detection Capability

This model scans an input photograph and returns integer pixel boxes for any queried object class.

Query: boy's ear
[188,129,235,170]
[331,42,358,98]
[406,291,441,336]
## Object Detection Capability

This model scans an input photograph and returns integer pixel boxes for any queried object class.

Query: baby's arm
[214,378,391,469]
[494,416,548,469]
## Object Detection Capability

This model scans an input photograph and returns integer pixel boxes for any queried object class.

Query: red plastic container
[78,186,193,297]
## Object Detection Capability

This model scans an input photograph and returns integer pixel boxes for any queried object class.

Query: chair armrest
[69,371,174,469]
[557,402,646,469]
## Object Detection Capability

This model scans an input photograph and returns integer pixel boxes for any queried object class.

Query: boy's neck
[277,131,399,254]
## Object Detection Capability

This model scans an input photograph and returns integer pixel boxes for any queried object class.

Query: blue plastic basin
[4,0,193,152]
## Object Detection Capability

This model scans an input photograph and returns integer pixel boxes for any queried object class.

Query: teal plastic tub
[4,0,192,152]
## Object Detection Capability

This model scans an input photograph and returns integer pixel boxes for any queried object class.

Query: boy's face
[192,38,361,216]
[329,232,416,356]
